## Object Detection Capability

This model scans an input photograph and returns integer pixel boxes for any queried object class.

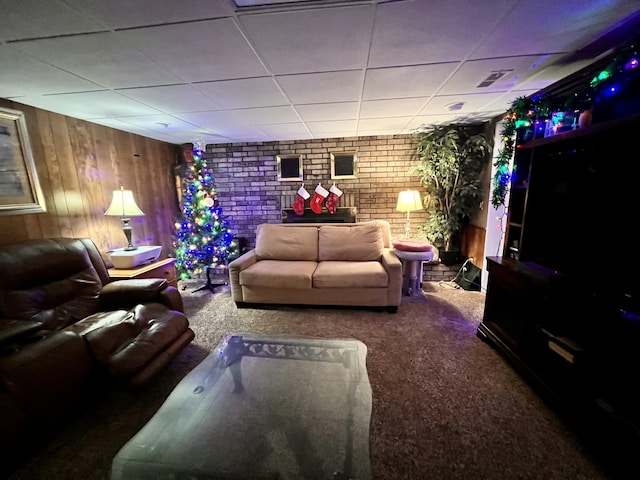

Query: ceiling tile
[295,102,359,122]
[357,129,405,137]
[482,90,541,112]
[173,110,247,130]
[0,46,104,97]
[363,63,459,100]
[119,18,268,82]
[11,32,182,89]
[194,77,289,109]
[404,114,469,131]
[358,117,412,131]
[360,98,428,119]
[0,0,104,41]
[239,5,374,74]
[257,123,312,139]
[277,71,364,104]
[306,120,357,136]
[113,114,201,132]
[172,110,266,138]
[1,0,638,144]
[471,0,640,59]
[15,91,161,119]
[117,84,223,113]
[369,0,513,68]
[436,54,564,96]
[65,0,233,29]
[419,92,508,116]
[230,106,300,125]
[514,57,596,92]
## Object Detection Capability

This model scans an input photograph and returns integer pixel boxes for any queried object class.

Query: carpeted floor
[5,282,612,479]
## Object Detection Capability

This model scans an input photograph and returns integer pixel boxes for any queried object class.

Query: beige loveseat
[229,220,402,312]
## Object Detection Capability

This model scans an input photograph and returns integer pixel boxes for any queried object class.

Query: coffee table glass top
[111,333,372,480]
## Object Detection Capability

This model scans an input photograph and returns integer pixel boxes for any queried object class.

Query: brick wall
[205,133,486,283]
[205,134,424,246]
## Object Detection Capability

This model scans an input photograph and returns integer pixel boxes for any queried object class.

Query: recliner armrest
[0,319,44,349]
[99,279,184,313]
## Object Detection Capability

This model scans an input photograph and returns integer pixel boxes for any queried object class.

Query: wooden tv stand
[479,256,640,478]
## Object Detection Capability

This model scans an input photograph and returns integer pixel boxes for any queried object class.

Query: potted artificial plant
[410,124,491,265]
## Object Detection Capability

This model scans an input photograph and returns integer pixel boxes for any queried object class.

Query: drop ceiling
[1,0,639,145]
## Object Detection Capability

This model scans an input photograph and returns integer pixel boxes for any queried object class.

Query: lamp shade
[105,187,145,217]
[396,190,423,212]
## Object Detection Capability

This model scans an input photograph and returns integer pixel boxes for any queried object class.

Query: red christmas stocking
[326,184,343,214]
[292,185,310,215]
[310,184,329,214]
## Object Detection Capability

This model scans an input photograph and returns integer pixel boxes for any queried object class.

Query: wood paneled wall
[0,99,180,258]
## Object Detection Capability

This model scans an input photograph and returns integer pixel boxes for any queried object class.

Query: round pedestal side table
[393,249,435,296]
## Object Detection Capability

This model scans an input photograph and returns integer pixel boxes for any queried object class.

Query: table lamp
[105,186,145,251]
[396,189,423,238]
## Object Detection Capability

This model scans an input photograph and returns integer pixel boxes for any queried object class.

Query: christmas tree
[173,143,238,280]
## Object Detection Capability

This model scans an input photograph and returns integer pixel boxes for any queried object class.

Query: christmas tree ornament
[310,183,329,214]
[293,184,310,215]
[325,183,343,214]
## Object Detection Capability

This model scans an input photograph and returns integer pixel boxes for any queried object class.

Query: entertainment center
[478,42,640,478]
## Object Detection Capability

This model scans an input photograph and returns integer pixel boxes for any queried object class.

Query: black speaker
[453,259,481,291]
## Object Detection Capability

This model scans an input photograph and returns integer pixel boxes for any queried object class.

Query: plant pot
[439,248,460,266]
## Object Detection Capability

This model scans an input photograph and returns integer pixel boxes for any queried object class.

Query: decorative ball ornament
[203,197,214,207]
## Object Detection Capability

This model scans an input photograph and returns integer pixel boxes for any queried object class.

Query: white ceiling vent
[446,102,466,111]
[477,70,512,88]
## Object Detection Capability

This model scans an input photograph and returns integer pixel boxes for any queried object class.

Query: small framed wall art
[277,155,303,182]
[0,107,46,215]
[330,152,357,179]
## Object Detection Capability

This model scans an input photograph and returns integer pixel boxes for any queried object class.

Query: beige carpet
[6,282,610,480]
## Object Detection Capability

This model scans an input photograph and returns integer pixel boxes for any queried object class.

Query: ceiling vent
[477,70,512,88]
[445,102,465,111]
[234,0,352,8]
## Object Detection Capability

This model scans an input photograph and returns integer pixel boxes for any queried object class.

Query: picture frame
[0,107,46,215]
[277,155,303,182]
[330,152,357,179]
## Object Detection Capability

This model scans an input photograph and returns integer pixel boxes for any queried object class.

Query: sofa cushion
[318,224,383,261]
[255,225,318,261]
[313,261,388,288]
[239,260,317,289]
[392,239,433,252]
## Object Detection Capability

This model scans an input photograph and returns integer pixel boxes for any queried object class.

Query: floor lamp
[396,190,423,239]
[105,186,145,251]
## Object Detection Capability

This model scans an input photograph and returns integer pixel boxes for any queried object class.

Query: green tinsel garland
[490,37,638,209]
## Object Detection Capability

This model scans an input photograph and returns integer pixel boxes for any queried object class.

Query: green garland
[490,112,515,209]
[490,96,552,208]
[490,37,638,208]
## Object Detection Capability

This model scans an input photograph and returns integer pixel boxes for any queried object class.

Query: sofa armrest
[99,279,184,312]
[228,250,258,302]
[381,248,403,306]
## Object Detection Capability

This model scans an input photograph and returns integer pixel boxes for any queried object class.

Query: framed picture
[277,155,303,182]
[331,152,357,179]
[0,107,46,215]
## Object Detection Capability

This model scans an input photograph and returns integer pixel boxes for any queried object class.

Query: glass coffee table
[111,334,372,480]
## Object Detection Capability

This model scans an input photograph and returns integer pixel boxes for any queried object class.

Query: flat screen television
[521,127,639,303]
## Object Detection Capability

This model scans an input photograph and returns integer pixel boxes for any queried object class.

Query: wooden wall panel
[462,224,487,269]
[0,99,180,258]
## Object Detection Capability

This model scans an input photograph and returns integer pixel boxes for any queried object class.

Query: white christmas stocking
[326,184,343,214]
[310,184,329,214]
[293,185,310,215]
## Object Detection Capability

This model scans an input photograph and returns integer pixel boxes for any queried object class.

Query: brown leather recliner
[0,238,194,461]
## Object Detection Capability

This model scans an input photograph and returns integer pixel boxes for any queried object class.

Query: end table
[108,258,177,289]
